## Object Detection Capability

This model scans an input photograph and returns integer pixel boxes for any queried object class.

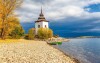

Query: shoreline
[46,41,80,63]
[51,45,80,63]
[0,39,78,63]
[46,38,80,63]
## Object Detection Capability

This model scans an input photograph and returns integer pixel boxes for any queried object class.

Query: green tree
[37,28,53,39]
[9,26,24,39]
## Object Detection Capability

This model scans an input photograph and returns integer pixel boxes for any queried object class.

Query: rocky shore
[0,39,77,63]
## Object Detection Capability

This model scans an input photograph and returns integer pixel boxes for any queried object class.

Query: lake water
[53,38,100,63]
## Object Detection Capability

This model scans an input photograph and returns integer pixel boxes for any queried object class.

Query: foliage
[25,28,35,40]
[0,0,23,39]
[9,26,24,39]
[7,17,21,35]
[0,16,23,38]
[37,28,53,39]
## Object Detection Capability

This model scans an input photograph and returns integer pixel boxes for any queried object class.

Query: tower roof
[40,7,43,16]
[35,7,49,23]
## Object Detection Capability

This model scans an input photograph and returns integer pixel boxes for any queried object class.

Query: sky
[16,0,100,37]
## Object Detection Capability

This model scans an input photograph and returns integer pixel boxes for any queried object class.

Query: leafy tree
[7,17,21,35]
[0,0,23,39]
[9,26,24,39]
[37,28,53,39]
[26,28,35,40]
[0,16,22,38]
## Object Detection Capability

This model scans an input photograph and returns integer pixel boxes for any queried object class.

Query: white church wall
[35,22,42,34]
[42,22,49,28]
[35,21,49,34]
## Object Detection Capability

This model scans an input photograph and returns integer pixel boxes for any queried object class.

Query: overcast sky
[16,0,100,22]
[17,0,100,37]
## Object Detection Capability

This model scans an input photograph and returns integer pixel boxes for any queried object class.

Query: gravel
[0,40,76,63]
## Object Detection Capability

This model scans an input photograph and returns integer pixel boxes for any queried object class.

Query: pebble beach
[0,39,77,63]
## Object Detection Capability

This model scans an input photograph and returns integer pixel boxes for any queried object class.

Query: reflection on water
[54,38,100,63]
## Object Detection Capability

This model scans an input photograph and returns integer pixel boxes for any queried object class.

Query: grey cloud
[16,0,100,23]
[25,0,52,4]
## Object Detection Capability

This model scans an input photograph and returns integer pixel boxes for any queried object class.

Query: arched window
[38,25,40,28]
[45,25,47,28]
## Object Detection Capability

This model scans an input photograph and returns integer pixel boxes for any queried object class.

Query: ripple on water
[54,38,100,63]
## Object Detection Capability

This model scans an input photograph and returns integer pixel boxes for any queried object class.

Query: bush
[26,28,35,40]
[9,26,24,39]
[24,34,28,39]
[37,28,53,39]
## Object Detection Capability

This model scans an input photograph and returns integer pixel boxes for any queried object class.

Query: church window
[38,25,40,28]
[45,25,47,28]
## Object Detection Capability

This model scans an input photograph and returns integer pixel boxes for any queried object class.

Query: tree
[0,0,23,39]
[26,28,35,40]
[9,26,24,39]
[37,28,53,39]
[7,16,21,34]
[0,16,22,38]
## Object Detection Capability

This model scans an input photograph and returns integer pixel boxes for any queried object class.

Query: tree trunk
[1,18,6,40]
[1,28,5,39]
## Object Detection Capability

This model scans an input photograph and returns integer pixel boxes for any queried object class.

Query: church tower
[35,7,49,34]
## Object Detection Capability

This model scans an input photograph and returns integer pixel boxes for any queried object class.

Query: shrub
[9,26,24,39]
[26,28,35,40]
[37,28,53,39]
[48,29,53,38]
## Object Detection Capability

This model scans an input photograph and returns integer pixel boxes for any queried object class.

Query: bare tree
[0,0,23,39]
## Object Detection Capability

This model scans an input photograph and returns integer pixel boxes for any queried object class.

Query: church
[35,8,49,34]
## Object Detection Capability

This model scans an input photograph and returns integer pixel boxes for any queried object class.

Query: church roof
[35,8,49,23]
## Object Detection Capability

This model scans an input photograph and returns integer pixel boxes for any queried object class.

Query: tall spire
[40,6,43,16]
[41,6,43,14]
[35,6,49,23]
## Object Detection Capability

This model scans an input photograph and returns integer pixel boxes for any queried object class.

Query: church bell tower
[35,7,49,34]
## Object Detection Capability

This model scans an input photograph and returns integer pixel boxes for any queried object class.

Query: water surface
[54,38,100,63]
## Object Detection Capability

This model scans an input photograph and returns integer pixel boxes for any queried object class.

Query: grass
[0,39,36,44]
[0,39,22,43]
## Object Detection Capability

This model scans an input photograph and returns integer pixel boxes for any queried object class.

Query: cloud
[15,0,100,23]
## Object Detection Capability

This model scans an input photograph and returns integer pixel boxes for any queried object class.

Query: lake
[53,38,100,63]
